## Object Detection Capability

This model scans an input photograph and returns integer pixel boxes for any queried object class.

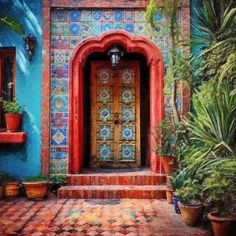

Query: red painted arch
[69,30,164,173]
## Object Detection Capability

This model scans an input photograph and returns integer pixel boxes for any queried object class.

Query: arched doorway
[69,31,164,174]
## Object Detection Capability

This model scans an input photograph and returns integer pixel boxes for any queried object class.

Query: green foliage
[49,175,66,184]
[0,98,24,114]
[0,12,25,35]
[175,178,202,204]
[203,168,236,216]
[24,175,48,183]
[0,170,17,184]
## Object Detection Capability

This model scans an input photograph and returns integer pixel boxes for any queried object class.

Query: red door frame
[69,30,164,174]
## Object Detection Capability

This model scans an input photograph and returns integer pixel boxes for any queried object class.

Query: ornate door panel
[90,61,140,168]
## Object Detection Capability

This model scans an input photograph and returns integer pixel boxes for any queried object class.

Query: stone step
[67,173,166,186]
[58,185,166,199]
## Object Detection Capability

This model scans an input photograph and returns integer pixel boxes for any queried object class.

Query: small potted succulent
[175,178,203,226]
[1,172,20,198]
[23,175,49,200]
[0,98,24,132]
[203,170,236,236]
[49,174,66,196]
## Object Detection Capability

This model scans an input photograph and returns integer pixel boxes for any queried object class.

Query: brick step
[58,185,166,199]
[67,173,166,186]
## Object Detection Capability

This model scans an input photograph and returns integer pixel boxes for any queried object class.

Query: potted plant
[1,172,20,198]
[175,178,203,226]
[49,174,66,196]
[0,98,24,132]
[23,175,49,200]
[203,170,236,236]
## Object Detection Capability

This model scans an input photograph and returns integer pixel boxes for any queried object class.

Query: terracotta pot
[179,202,203,226]
[207,212,236,236]
[4,182,20,198]
[5,114,21,132]
[0,186,3,199]
[23,181,49,200]
[160,156,174,174]
[166,187,173,204]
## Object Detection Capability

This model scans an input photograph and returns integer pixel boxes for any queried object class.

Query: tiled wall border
[41,0,190,175]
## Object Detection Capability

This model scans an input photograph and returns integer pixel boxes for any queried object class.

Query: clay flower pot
[166,187,174,204]
[5,113,22,132]
[23,181,49,200]
[178,202,203,226]
[160,156,175,174]
[207,212,236,236]
[4,182,20,198]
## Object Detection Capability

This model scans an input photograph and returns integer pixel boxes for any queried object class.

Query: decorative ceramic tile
[92,22,102,35]
[121,88,134,103]
[69,36,81,48]
[124,10,134,21]
[97,68,112,84]
[98,88,112,103]
[134,22,147,35]
[51,65,69,78]
[114,10,123,21]
[81,22,92,36]
[50,160,68,174]
[70,23,80,35]
[81,10,92,21]
[113,22,124,30]
[69,10,81,21]
[51,23,69,35]
[51,78,69,95]
[102,22,113,32]
[51,10,69,22]
[51,51,69,65]
[51,146,68,160]
[51,95,68,112]
[102,10,113,21]
[121,107,134,122]
[153,12,164,21]
[98,144,112,160]
[51,112,68,127]
[98,107,112,121]
[134,11,145,21]
[121,69,135,84]
[51,128,67,145]
[125,23,134,33]
[98,125,112,140]
[121,145,135,160]
[121,125,135,140]
[51,36,69,49]
[92,10,102,21]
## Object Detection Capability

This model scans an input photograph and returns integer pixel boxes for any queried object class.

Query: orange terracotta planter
[23,181,49,200]
[166,187,174,204]
[160,156,175,174]
[5,114,22,132]
[208,212,236,236]
[4,182,20,198]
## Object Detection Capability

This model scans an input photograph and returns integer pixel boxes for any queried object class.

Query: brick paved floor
[0,197,210,236]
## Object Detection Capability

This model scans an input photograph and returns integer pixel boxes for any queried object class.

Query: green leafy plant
[0,12,24,35]
[49,175,66,184]
[175,178,202,205]
[0,98,24,114]
[24,175,48,183]
[146,0,192,124]
[203,168,236,216]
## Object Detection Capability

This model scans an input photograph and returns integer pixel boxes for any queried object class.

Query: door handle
[114,119,119,125]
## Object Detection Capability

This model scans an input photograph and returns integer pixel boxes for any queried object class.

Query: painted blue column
[0,0,42,179]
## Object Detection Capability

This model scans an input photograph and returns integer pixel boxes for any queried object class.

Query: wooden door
[90,61,140,168]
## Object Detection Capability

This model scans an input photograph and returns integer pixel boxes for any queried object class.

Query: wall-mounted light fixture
[23,34,36,61]
[108,45,124,67]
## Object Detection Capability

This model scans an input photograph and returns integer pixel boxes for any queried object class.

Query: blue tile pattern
[121,126,135,141]
[121,145,135,160]
[98,144,112,160]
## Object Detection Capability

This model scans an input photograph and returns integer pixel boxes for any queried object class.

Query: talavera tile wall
[49,8,189,174]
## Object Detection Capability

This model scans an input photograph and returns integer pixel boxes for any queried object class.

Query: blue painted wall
[0,0,42,179]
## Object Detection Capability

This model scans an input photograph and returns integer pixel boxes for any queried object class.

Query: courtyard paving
[0,197,210,236]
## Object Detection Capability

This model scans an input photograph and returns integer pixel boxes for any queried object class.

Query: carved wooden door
[90,61,140,168]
